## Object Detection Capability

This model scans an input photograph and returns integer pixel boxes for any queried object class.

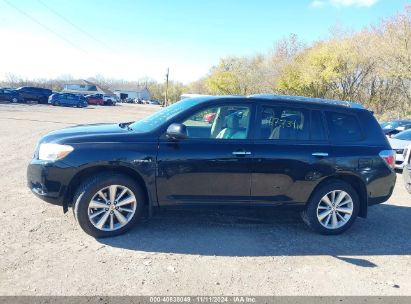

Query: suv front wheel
[301,180,359,235]
[73,173,144,237]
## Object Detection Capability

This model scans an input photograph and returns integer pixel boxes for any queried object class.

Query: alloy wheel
[87,185,137,231]
[316,190,354,230]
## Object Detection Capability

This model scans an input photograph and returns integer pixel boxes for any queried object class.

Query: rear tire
[73,173,144,238]
[301,180,359,235]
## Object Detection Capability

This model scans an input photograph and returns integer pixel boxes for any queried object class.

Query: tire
[77,102,82,108]
[301,180,360,235]
[12,97,18,103]
[73,173,144,238]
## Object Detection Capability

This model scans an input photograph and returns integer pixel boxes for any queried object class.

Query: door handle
[232,151,252,156]
[312,152,329,157]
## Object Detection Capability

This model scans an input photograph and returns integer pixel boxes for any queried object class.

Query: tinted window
[182,104,251,140]
[258,106,309,140]
[311,110,327,141]
[325,111,362,141]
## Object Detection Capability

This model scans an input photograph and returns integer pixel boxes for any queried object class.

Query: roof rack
[248,94,365,109]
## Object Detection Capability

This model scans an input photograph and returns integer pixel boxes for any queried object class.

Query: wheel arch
[63,165,151,213]
[310,174,368,218]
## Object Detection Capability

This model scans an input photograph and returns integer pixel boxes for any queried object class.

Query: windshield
[129,98,203,133]
[393,129,411,140]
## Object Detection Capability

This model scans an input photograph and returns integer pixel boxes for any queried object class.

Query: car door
[26,88,36,100]
[156,101,255,205]
[66,95,75,106]
[251,103,335,205]
[18,88,29,101]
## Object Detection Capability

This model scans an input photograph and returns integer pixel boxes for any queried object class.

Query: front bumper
[404,165,411,192]
[395,153,405,169]
[27,159,75,207]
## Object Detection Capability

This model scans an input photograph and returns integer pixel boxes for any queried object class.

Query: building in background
[62,79,116,96]
[114,87,151,101]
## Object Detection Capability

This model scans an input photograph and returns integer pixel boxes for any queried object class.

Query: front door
[156,103,254,205]
[251,104,334,205]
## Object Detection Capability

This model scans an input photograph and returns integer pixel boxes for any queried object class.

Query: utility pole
[165,68,169,106]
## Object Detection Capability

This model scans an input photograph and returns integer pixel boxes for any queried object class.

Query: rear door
[66,95,76,106]
[251,103,334,205]
[156,101,255,205]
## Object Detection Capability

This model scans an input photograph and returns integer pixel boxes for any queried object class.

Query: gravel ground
[0,102,410,296]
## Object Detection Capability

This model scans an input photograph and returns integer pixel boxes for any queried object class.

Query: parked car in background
[0,88,20,103]
[85,94,104,106]
[48,93,88,108]
[203,112,216,124]
[14,87,52,104]
[124,98,134,103]
[102,94,118,105]
[388,129,411,169]
[384,124,411,137]
[380,120,411,137]
[149,100,161,105]
[403,143,411,194]
[28,94,396,237]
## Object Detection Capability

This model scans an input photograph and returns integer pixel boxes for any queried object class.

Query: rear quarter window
[325,111,362,142]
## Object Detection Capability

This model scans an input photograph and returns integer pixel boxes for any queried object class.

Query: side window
[325,111,362,142]
[182,104,251,140]
[311,110,327,141]
[258,106,310,140]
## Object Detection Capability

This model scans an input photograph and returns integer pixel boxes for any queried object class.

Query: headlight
[38,143,74,161]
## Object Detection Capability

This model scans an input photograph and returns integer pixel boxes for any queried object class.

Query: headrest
[226,113,240,129]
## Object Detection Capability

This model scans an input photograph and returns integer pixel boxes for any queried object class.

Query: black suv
[15,87,52,104]
[27,94,396,237]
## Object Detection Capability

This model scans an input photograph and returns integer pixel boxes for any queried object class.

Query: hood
[388,138,411,149]
[40,123,136,144]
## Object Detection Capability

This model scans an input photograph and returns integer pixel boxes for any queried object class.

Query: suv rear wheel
[73,173,144,237]
[301,180,359,235]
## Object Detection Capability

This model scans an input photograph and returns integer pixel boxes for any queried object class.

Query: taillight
[379,150,396,169]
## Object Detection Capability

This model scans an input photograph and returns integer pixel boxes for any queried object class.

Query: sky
[0,0,409,83]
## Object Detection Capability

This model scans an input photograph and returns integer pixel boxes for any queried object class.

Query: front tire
[73,173,144,238]
[301,180,359,235]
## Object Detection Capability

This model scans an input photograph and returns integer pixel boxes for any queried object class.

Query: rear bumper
[367,169,397,206]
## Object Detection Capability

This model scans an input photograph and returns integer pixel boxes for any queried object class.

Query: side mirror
[166,123,188,140]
